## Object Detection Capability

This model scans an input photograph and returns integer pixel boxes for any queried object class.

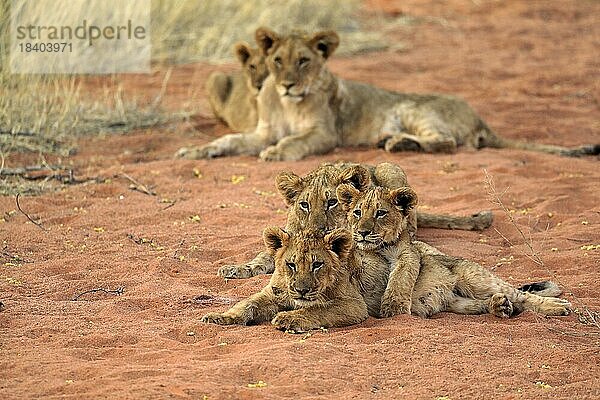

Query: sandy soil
[2,1,600,399]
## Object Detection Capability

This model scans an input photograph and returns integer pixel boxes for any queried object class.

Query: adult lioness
[178,28,598,160]
[205,42,268,132]
[217,162,493,279]
[336,183,571,318]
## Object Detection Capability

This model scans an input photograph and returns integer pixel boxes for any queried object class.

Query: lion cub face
[276,165,348,233]
[337,185,417,250]
[263,227,352,306]
[234,42,269,95]
[255,27,339,103]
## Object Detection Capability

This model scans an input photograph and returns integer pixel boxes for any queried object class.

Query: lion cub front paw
[380,297,412,318]
[217,265,253,279]
[201,312,240,325]
[271,311,319,333]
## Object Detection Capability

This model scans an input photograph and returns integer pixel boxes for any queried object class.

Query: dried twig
[15,193,46,231]
[172,239,185,260]
[119,173,156,196]
[71,286,125,301]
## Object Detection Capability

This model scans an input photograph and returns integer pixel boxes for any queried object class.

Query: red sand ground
[1,1,599,399]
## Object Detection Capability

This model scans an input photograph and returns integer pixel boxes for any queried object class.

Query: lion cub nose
[282,82,295,91]
[295,287,310,297]
[358,230,371,239]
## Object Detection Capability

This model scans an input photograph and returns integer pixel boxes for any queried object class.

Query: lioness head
[336,184,418,250]
[264,227,352,306]
[255,27,339,103]
[276,164,372,233]
[234,42,269,95]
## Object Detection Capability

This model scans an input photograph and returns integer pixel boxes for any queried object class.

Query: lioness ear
[255,27,281,55]
[308,30,340,59]
[389,187,418,216]
[234,42,252,64]
[275,171,303,206]
[338,165,371,191]
[324,228,352,260]
[263,227,289,253]
[336,183,360,212]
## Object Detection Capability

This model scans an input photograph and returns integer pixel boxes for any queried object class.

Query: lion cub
[205,42,268,132]
[202,227,368,332]
[337,183,572,319]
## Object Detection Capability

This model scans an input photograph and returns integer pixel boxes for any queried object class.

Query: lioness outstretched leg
[217,251,275,279]
[201,287,281,326]
[416,210,493,231]
[176,132,268,159]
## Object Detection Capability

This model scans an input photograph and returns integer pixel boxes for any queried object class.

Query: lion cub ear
[308,30,340,59]
[234,42,252,64]
[255,27,281,55]
[275,171,303,206]
[324,228,353,260]
[338,165,371,191]
[336,183,360,212]
[263,227,290,253]
[389,187,418,216]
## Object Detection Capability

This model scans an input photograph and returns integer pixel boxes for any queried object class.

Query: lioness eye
[353,209,361,218]
[327,199,338,209]
[312,261,323,272]
[249,64,256,71]
[286,262,296,272]
[375,210,388,218]
[299,201,309,211]
[298,57,310,67]
[274,57,282,66]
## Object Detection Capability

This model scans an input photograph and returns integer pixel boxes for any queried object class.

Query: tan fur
[202,228,368,332]
[217,162,492,279]
[204,42,269,132]
[337,185,572,319]
[178,28,599,160]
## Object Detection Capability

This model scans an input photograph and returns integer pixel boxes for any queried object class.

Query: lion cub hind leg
[447,295,491,315]
[206,71,233,117]
[217,251,275,279]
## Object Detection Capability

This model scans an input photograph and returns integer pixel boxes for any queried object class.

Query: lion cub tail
[517,280,562,297]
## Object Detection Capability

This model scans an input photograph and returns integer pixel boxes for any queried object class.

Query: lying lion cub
[337,183,572,319]
[217,162,493,279]
[178,28,598,160]
[202,227,369,331]
[205,42,268,132]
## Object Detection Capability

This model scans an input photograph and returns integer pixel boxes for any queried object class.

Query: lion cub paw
[201,312,241,325]
[489,293,513,318]
[175,145,220,159]
[271,311,319,333]
[380,297,412,318]
[217,265,253,279]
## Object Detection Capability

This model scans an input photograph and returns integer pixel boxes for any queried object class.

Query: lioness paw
[540,297,572,316]
[201,312,238,325]
[380,298,412,317]
[271,312,319,333]
[259,146,302,162]
[175,145,220,160]
[489,293,513,318]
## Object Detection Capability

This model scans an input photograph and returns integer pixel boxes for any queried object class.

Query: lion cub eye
[249,64,257,71]
[326,199,338,210]
[298,57,310,67]
[375,210,388,218]
[299,201,310,211]
[353,209,362,218]
[311,261,323,272]
[274,57,282,67]
[286,262,296,272]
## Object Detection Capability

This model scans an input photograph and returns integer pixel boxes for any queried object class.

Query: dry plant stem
[71,287,125,301]
[15,193,46,231]
[119,173,156,196]
[483,169,600,332]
